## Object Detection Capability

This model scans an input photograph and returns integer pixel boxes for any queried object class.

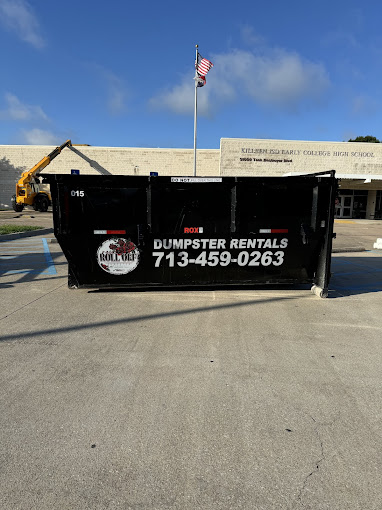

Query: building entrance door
[335,195,353,218]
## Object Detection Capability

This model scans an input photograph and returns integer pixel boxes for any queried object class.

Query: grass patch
[0,225,42,235]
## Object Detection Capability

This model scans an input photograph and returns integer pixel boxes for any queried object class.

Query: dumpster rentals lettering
[152,238,288,267]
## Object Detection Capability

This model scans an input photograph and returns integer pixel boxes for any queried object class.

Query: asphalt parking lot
[1,213,382,509]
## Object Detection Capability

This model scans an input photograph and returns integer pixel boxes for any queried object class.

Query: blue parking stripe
[0,237,57,277]
[42,238,57,275]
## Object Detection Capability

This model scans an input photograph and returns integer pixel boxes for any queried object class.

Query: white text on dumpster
[152,238,288,267]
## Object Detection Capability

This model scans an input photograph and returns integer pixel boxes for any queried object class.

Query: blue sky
[1,0,382,149]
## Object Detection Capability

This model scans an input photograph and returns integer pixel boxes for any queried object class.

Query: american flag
[195,53,213,83]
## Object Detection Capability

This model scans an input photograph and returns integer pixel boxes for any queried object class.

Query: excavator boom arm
[13,139,73,211]
[18,139,72,186]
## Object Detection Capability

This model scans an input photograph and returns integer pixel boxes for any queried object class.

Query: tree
[348,135,380,143]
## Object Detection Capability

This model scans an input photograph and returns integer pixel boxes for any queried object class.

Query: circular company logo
[97,238,140,275]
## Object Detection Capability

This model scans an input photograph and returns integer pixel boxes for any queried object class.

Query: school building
[1,137,382,219]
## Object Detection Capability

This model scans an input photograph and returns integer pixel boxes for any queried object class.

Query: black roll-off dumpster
[43,172,337,297]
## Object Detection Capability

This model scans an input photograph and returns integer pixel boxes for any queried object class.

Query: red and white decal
[94,230,126,234]
[259,229,288,233]
[184,227,204,234]
[97,238,139,275]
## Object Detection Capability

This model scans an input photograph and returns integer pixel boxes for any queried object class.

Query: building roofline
[283,171,382,180]
[0,144,220,151]
[220,137,382,146]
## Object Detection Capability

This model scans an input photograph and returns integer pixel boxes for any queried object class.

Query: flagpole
[193,44,198,177]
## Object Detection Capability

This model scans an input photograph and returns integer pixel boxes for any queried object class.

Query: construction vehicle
[12,139,73,212]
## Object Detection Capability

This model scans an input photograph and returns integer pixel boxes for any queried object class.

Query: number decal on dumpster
[152,238,287,268]
[152,250,285,267]
[97,238,140,275]
[71,190,85,197]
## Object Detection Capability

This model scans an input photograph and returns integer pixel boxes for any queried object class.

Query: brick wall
[2,139,382,210]
[0,145,220,209]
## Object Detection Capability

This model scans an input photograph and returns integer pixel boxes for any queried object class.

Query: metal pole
[193,44,198,177]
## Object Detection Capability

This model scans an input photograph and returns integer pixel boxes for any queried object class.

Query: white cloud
[0,93,48,121]
[321,30,360,50]
[0,0,44,48]
[351,95,378,117]
[223,50,329,108]
[149,76,212,116]
[240,26,266,47]
[149,46,330,116]
[21,128,59,145]
[91,65,128,116]
[107,73,126,115]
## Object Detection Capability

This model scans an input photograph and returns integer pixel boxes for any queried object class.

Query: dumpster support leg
[313,175,337,298]
[68,266,80,289]
[311,284,328,298]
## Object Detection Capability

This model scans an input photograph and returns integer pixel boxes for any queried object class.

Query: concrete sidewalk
[1,243,382,510]
[333,219,382,252]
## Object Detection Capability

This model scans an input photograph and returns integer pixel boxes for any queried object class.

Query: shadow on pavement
[330,253,382,297]
[0,251,65,288]
[0,295,298,343]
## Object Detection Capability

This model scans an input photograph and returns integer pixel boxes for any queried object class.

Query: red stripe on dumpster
[259,229,289,234]
[94,230,126,235]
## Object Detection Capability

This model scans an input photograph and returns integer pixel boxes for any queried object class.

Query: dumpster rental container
[43,172,337,297]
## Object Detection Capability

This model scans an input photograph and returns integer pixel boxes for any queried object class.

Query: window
[376,190,382,220]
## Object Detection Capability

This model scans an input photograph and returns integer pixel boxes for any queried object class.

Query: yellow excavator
[12,139,73,212]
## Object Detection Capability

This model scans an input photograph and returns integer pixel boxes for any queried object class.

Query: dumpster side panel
[44,175,336,291]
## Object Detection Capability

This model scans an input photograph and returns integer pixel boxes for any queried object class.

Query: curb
[0,227,54,241]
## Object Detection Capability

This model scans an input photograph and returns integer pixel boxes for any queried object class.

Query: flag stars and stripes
[196,55,214,76]
[195,52,213,87]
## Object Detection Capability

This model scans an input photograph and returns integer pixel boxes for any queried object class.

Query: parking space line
[0,237,57,276]
[42,238,57,275]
